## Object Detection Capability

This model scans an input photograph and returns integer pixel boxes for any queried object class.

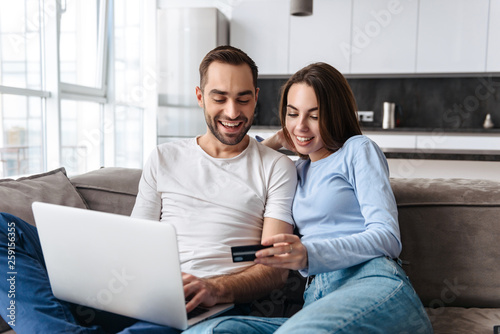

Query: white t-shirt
[131,136,297,278]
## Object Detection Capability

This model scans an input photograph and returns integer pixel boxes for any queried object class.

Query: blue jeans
[186,256,433,334]
[0,213,183,333]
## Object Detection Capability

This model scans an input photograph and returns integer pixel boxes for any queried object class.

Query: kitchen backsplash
[254,76,500,130]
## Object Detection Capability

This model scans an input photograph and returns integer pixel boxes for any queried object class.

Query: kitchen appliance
[483,113,494,129]
[382,102,396,129]
[157,8,228,144]
[290,0,313,16]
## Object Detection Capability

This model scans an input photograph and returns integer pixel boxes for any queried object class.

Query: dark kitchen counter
[361,126,500,134]
[278,147,500,162]
[253,125,500,134]
[381,148,500,161]
[251,127,500,161]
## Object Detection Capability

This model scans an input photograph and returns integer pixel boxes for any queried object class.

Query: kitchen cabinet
[365,131,500,153]
[416,0,490,73]
[230,0,290,75]
[288,0,351,74]
[416,134,500,151]
[230,0,496,76]
[487,0,500,72]
[350,0,418,74]
[364,133,417,149]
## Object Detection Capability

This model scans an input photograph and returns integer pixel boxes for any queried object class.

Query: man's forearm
[208,264,289,304]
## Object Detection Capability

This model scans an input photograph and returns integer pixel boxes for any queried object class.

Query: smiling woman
[185,62,433,334]
[284,83,326,162]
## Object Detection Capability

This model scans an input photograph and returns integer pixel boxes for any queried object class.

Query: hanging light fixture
[290,0,313,16]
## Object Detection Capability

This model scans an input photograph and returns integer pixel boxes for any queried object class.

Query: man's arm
[183,217,293,312]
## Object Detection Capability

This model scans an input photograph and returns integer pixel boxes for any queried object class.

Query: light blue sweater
[294,135,402,276]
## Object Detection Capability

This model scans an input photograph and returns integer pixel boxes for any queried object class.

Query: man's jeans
[0,212,182,333]
[185,256,433,334]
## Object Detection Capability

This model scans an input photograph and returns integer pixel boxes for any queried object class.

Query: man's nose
[225,100,239,119]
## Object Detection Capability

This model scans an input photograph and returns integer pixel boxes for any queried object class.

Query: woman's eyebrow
[287,104,318,112]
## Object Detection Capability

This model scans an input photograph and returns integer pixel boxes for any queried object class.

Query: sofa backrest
[68,168,500,309]
[391,178,500,308]
[70,167,142,216]
[0,167,88,226]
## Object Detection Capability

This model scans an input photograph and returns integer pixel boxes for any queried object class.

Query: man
[132,45,297,316]
[0,46,297,333]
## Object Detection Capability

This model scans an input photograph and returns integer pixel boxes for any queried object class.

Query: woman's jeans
[185,256,433,334]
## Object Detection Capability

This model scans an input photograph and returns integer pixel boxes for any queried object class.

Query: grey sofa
[1,166,499,333]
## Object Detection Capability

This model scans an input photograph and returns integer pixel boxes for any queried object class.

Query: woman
[187,63,433,333]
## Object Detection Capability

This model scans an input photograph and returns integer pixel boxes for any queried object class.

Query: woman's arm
[254,233,308,271]
[301,139,401,275]
[255,138,401,276]
[260,129,296,152]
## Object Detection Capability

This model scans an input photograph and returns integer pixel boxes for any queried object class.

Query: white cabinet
[416,0,490,73]
[365,132,500,152]
[416,134,500,151]
[230,0,497,75]
[364,133,417,149]
[350,0,419,74]
[230,0,290,75]
[487,0,500,72]
[288,0,351,74]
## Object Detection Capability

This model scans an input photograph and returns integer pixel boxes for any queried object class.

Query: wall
[254,76,500,130]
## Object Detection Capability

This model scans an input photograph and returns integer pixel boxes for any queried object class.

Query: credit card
[231,244,272,262]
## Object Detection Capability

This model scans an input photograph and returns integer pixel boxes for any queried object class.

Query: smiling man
[0,46,297,333]
[129,45,298,332]
[196,60,256,153]
[197,60,256,148]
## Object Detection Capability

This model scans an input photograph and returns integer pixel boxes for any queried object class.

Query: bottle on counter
[483,113,494,129]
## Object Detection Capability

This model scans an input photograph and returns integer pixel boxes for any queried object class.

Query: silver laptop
[32,201,233,330]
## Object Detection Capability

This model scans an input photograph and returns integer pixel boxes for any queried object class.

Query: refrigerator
[157,8,229,144]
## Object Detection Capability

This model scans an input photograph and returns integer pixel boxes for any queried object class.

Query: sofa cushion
[391,178,500,308]
[70,167,142,216]
[0,167,88,226]
[426,307,500,334]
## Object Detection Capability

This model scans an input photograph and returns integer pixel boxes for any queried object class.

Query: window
[60,100,103,175]
[0,0,154,178]
[0,0,43,90]
[0,0,45,177]
[113,0,151,169]
[0,95,43,176]
[115,106,143,168]
[60,0,105,89]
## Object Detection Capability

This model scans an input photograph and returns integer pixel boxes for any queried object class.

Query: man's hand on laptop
[182,273,222,313]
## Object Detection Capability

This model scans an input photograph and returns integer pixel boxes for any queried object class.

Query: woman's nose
[296,115,308,131]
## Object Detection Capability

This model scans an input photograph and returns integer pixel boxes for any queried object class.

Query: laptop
[32,201,233,330]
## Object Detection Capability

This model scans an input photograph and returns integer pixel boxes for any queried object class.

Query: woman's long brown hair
[279,62,362,159]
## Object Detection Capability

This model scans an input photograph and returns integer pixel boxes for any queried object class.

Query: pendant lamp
[290,0,313,16]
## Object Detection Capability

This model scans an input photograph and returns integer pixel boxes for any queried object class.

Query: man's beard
[205,112,254,146]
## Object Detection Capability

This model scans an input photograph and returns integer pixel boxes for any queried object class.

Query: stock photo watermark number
[6,221,17,327]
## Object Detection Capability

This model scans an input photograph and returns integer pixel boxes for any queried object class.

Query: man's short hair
[199,45,258,92]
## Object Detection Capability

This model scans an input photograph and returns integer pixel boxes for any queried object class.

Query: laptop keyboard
[187,306,210,319]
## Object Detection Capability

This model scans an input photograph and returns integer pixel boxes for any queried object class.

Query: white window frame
[1,0,157,176]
